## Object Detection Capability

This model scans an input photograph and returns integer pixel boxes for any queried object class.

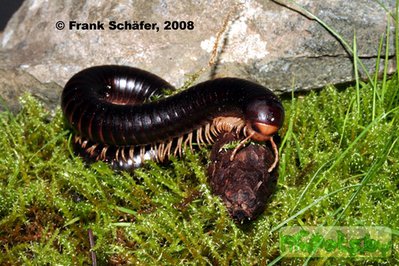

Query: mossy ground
[0,69,398,264]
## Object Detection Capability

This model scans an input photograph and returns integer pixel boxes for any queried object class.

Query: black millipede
[61,65,284,171]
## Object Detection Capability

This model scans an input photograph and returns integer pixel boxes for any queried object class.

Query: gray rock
[0,68,61,113]
[0,0,396,111]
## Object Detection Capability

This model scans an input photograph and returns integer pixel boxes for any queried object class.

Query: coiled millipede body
[61,65,284,171]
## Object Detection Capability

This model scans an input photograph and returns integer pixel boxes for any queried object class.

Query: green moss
[0,70,398,264]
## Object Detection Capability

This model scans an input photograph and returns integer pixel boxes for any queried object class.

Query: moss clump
[0,71,398,265]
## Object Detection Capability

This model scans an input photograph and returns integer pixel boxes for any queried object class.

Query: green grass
[1,3,399,266]
[0,75,398,265]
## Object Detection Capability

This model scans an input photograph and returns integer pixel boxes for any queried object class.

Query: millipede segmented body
[61,65,284,171]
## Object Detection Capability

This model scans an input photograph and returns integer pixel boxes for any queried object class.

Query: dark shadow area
[0,0,24,31]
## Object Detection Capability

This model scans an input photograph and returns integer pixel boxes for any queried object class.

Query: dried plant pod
[208,132,278,223]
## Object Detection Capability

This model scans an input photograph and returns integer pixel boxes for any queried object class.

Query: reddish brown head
[244,99,284,141]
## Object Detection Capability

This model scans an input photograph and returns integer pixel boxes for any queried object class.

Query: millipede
[61,65,284,171]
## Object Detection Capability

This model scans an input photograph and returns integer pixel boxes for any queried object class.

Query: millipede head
[244,98,284,142]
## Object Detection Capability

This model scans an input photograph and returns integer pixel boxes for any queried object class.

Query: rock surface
[0,0,396,111]
[0,68,60,112]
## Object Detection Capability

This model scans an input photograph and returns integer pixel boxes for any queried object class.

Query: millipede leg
[150,144,159,162]
[157,143,165,162]
[81,139,88,149]
[210,122,219,136]
[267,137,279,173]
[139,146,145,162]
[115,147,120,162]
[184,132,193,151]
[165,140,173,158]
[174,136,183,156]
[121,147,127,162]
[129,146,135,161]
[204,123,214,143]
[99,145,109,160]
[75,135,82,144]
[236,124,245,136]
[86,144,98,157]
[229,132,255,161]
[196,127,204,147]
[242,126,248,137]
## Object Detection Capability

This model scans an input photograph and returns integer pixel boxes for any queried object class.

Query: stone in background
[0,0,396,112]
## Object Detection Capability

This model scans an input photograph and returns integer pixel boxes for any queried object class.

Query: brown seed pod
[208,132,278,223]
